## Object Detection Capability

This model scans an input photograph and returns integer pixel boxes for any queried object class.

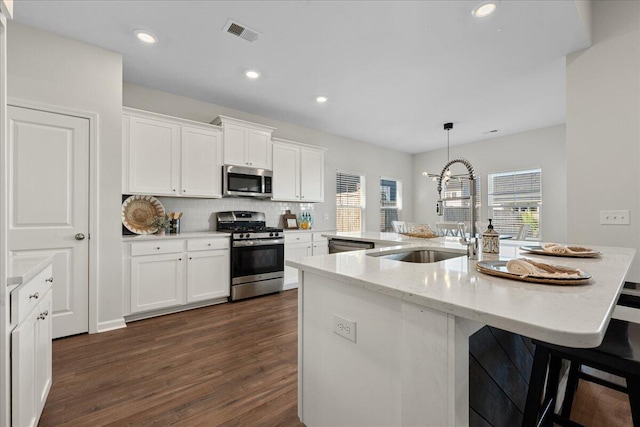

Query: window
[442,176,481,224]
[380,178,402,231]
[336,172,365,232]
[488,169,541,239]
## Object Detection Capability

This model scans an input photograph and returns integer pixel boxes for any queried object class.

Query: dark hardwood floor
[40,288,631,426]
[40,289,303,427]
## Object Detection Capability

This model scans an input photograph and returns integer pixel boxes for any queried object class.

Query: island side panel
[299,271,475,426]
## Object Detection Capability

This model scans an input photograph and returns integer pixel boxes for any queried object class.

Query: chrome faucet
[435,158,478,260]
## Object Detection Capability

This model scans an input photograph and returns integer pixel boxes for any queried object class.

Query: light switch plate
[600,210,630,225]
[333,314,356,343]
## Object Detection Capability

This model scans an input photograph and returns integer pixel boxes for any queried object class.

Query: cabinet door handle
[156,247,161,250]
[189,257,193,260]
[178,258,182,261]
[46,277,54,283]
[183,190,186,192]
[29,292,39,300]
[173,189,176,192]
[75,233,86,240]
[207,243,211,246]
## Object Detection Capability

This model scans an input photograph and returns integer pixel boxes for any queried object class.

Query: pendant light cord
[447,129,450,162]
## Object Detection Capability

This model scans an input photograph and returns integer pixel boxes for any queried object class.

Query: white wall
[566,0,640,281]
[7,22,124,328]
[124,83,415,232]
[413,124,567,242]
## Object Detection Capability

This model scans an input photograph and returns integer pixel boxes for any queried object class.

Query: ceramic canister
[482,219,500,254]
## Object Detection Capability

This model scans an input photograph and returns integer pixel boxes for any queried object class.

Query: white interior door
[8,106,89,338]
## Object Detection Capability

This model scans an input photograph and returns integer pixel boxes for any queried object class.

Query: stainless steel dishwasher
[328,239,375,254]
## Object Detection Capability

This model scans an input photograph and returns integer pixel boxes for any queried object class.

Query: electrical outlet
[600,210,630,225]
[323,213,329,220]
[333,314,356,343]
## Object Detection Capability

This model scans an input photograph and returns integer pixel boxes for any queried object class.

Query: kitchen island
[288,234,635,426]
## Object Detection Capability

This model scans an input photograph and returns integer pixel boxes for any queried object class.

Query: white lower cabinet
[187,250,230,302]
[131,253,185,313]
[284,241,312,289]
[11,265,53,427]
[284,231,331,288]
[126,237,230,317]
[311,232,329,256]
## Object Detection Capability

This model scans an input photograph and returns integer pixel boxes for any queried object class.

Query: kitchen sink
[368,249,465,263]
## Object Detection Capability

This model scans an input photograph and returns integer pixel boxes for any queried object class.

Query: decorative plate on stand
[122,195,165,235]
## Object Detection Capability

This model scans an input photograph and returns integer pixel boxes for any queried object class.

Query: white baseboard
[96,317,127,333]
[283,282,298,291]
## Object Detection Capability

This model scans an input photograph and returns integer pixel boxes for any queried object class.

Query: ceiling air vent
[223,19,260,43]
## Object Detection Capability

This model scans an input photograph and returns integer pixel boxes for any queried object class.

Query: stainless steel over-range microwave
[222,165,272,198]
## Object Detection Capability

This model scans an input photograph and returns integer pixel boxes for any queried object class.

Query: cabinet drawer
[187,238,229,251]
[131,240,184,256]
[11,265,53,325]
[312,232,328,242]
[285,232,312,243]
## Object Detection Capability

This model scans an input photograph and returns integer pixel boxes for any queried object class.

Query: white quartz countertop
[7,254,55,287]
[321,231,429,245]
[285,228,334,233]
[122,231,230,242]
[288,234,636,348]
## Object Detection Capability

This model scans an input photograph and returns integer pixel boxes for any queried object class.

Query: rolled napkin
[566,245,593,253]
[506,259,540,277]
[506,258,583,279]
[542,242,594,255]
[548,245,570,254]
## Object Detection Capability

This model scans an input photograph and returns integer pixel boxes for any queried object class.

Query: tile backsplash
[156,197,316,232]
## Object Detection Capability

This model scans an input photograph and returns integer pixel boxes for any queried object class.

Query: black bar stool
[523,318,640,427]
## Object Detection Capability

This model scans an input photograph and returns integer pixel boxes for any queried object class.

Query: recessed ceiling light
[134,30,157,44]
[316,96,328,103]
[472,2,497,18]
[245,70,260,79]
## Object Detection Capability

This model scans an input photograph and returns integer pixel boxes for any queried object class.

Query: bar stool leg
[561,362,581,418]
[524,345,550,427]
[627,375,640,427]
[539,355,563,427]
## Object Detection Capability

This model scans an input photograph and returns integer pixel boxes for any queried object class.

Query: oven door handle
[233,239,285,247]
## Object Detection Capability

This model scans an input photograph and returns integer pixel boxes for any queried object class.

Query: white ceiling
[12,1,590,154]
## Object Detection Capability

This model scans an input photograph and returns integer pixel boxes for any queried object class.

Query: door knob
[75,233,85,240]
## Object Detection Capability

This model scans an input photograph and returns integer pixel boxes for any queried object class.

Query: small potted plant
[151,215,171,235]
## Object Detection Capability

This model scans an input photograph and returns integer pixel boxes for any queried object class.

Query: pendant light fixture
[422,122,456,183]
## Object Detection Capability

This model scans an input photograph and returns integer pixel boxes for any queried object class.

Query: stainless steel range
[216,211,284,301]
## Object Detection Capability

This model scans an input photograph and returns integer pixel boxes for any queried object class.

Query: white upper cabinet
[127,115,180,196]
[181,126,222,197]
[123,108,223,198]
[300,147,324,202]
[212,115,275,169]
[272,138,326,202]
[272,143,300,201]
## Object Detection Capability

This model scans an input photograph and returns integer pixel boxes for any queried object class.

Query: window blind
[488,169,541,239]
[380,178,402,231]
[336,172,365,232]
